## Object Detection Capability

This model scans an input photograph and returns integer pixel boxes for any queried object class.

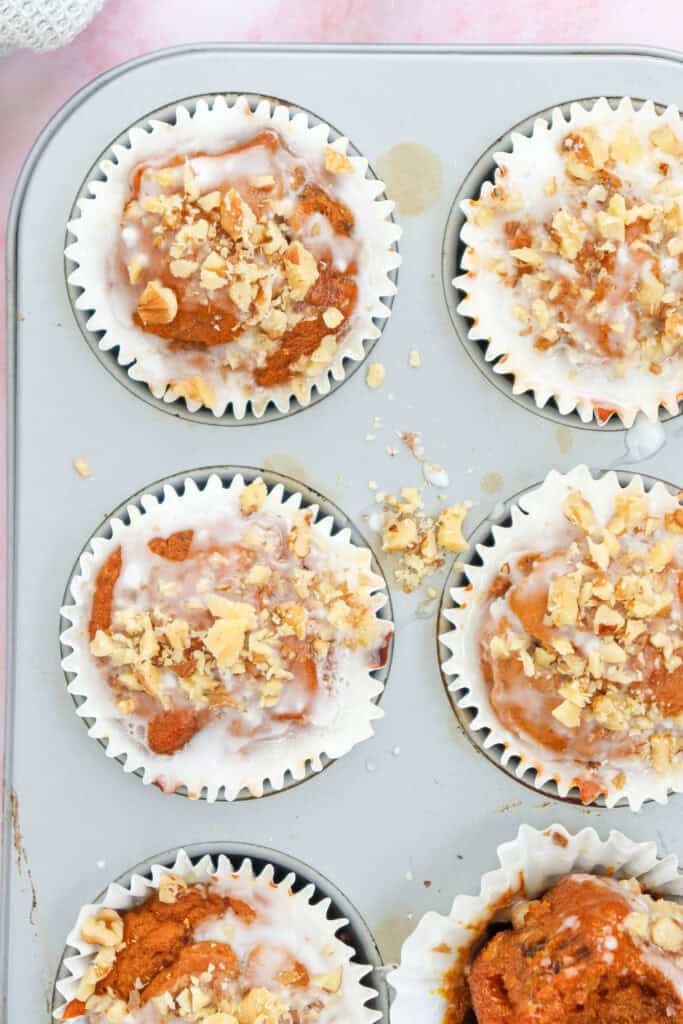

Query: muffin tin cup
[389,823,683,1024]
[60,466,394,802]
[52,842,385,1023]
[439,464,683,811]
[452,96,683,429]
[65,93,401,423]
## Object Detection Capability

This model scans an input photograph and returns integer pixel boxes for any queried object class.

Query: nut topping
[136,280,178,325]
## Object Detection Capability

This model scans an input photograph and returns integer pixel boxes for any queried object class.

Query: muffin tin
[6,42,683,1023]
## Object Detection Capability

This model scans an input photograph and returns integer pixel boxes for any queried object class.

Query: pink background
[1,1,683,753]
[4,0,683,289]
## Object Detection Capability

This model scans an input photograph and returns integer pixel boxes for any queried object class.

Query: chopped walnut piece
[665,508,683,534]
[127,254,145,284]
[563,490,594,531]
[137,280,178,325]
[246,564,271,586]
[511,247,543,267]
[169,376,216,408]
[220,188,257,240]
[80,908,124,948]
[309,334,337,368]
[437,505,468,553]
[593,605,624,631]
[610,126,643,165]
[322,306,344,329]
[645,538,674,572]
[158,872,188,904]
[547,572,580,627]
[260,308,288,340]
[169,258,198,279]
[383,517,417,552]
[197,190,221,212]
[238,988,286,1024]
[378,487,470,592]
[552,699,581,728]
[624,911,650,939]
[200,251,228,291]
[205,599,257,668]
[289,516,312,558]
[240,480,268,515]
[366,362,385,389]
[284,240,319,300]
[312,965,343,992]
[596,209,625,242]
[552,208,587,259]
[650,124,683,157]
[325,147,353,174]
[73,456,91,478]
[652,917,683,952]
[510,900,537,929]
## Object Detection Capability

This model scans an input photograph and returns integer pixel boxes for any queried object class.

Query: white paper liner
[456,97,683,427]
[440,464,683,810]
[65,94,401,419]
[390,823,683,1024]
[60,472,391,800]
[53,848,380,1024]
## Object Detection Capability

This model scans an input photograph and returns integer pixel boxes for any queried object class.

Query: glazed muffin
[441,466,683,807]
[57,855,377,1024]
[480,484,683,801]
[67,96,399,417]
[455,874,683,1023]
[61,474,392,799]
[390,828,683,1024]
[457,98,683,425]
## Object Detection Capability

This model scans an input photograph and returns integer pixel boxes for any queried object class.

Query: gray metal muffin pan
[6,43,683,1024]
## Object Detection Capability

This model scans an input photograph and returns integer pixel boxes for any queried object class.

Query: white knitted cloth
[0,0,105,52]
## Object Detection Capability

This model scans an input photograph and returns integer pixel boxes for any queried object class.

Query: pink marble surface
[1,2,683,761]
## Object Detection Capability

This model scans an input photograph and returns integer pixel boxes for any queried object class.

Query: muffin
[55,851,379,1023]
[66,96,400,418]
[60,473,392,799]
[456,97,683,425]
[441,465,683,807]
[456,874,683,1023]
[390,826,683,1024]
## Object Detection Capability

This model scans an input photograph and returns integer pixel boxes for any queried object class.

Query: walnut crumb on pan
[380,487,469,592]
